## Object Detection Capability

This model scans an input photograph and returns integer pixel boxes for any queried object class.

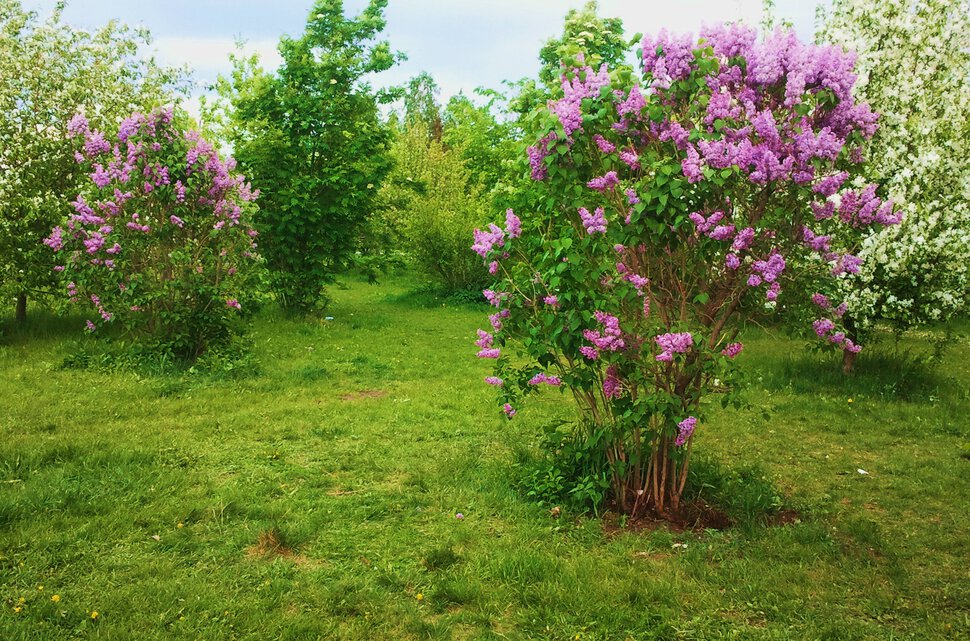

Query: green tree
[380,119,488,293]
[510,1,631,117]
[817,0,970,370]
[442,91,517,194]
[403,71,442,140]
[0,0,186,324]
[219,0,402,312]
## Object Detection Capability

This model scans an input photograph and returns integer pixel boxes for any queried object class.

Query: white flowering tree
[817,0,970,365]
[0,0,186,324]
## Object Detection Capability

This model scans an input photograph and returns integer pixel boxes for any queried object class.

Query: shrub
[382,120,490,293]
[44,108,260,359]
[473,25,899,517]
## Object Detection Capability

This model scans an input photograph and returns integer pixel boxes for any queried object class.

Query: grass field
[1,275,968,640]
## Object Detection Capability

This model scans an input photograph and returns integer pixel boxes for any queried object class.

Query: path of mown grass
[1,276,967,640]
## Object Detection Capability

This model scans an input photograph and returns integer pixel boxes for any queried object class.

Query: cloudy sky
[22,0,826,109]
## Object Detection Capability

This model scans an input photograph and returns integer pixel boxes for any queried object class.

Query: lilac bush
[474,26,900,517]
[45,108,260,358]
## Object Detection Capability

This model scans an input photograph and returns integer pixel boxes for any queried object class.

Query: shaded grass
[0,276,967,640]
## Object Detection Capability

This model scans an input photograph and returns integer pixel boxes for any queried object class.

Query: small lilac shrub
[45,108,260,358]
[474,26,900,516]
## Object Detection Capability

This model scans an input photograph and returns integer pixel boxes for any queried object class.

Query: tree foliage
[44,109,260,359]
[0,0,186,322]
[217,0,401,312]
[474,25,898,516]
[818,0,970,340]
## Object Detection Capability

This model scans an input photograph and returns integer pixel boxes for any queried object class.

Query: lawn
[1,275,968,640]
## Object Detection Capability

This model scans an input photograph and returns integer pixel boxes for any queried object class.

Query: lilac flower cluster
[655,332,693,362]
[581,311,625,360]
[475,328,500,359]
[641,30,695,89]
[602,365,622,399]
[46,108,259,334]
[675,416,697,447]
[835,184,903,227]
[528,373,562,386]
[639,25,882,192]
[721,342,744,358]
[578,207,607,234]
[586,171,619,192]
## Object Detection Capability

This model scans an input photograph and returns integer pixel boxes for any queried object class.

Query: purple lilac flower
[675,416,697,447]
[813,318,836,337]
[477,348,501,359]
[813,171,849,197]
[587,171,619,192]
[725,253,741,270]
[681,146,703,183]
[505,209,521,239]
[721,342,744,358]
[67,113,89,137]
[578,207,607,234]
[708,225,735,241]
[584,311,625,352]
[811,293,831,309]
[475,329,493,349]
[619,149,640,170]
[802,226,831,252]
[484,376,504,387]
[594,134,616,154]
[830,253,863,276]
[731,227,755,252]
[503,403,516,419]
[617,84,646,118]
[529,373,562,386]
[43,227,65,251]
[543,295,559,307]
[579,346,600,360]
[602,365,622,399]
[226,299,241,310]
[625,189,640,205]
[471,224,505,259]
[655,332,693,361]
[483,290,508,307]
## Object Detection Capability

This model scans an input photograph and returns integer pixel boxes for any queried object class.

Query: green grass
[1,276,968,640]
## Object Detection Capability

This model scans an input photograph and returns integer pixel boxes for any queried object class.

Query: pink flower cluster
[578,207,607,234]
[581,311,625,360]
[675,416,697,447]
[528,373,562,387]
[655,332,693,362]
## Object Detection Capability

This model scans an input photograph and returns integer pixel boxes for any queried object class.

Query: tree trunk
[842,349,857,374]
[841,315,858,374]
[14,292,27,325]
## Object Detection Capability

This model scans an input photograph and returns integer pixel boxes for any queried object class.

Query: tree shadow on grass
[756,345,957,403]
[0,309,85,347]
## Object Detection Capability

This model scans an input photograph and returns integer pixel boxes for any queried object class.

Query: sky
[21,0,826,112]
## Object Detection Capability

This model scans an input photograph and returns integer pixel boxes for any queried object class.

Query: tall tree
[817,0,970,367]
[0,0,186,323]
[510,1,631,117]
[220,0,402,312]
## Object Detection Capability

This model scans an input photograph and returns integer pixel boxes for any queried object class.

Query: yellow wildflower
[90,610,99,620]
[51,595,60,603]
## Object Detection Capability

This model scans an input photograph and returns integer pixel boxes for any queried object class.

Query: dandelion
[416,593,424,601]
[51,595,60,603]
[90,610,100,620]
